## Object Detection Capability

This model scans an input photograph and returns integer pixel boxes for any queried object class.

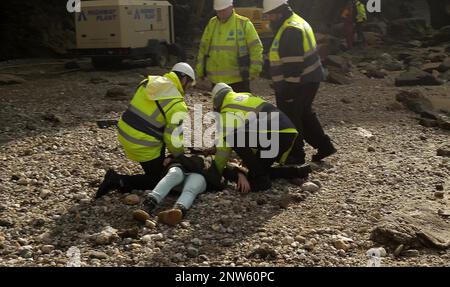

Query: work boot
[284,156,306,166]
[142,195,158,214]
[95,169,121,199]
[157,204,186,226]
[312,145,337,162]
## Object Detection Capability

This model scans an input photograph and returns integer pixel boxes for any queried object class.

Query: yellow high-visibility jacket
[117,72,187,162]
[196,11,263,84]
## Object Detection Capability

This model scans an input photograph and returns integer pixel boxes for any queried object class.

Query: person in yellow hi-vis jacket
[196,0,263,93]
[209,83,311,192]
[95,63,196,198]
[353,0,367,47]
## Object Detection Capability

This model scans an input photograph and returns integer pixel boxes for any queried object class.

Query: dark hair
[173,71,192,83]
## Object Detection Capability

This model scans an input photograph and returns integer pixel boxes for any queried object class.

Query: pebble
[301,182,320,193]
[334,239,351,251]
[123,194,140,205]
[394,244,404,257]
[403,249,420,257]
[434,191,445,199]
[88,251,108,260]
[41,245,55,254]
[145,220,157,229]
[282,236,295,245]
[186,247,199,258]
[39,189,52,199]
[132,210,150,222]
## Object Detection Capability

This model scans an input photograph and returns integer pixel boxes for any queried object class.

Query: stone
[0,74,25,85]
[419,118,438,128]
[39,189,52,199]
[395,90,434,115]
[438,58,450,73]
[395,68,443,87]
[324,55,351,72]
[118,227,139,239]
[0,219,14,228]
[40,245,55,254]
[365,68,386,79]
[88,251,108,259]
[248,245,277,260]
[42,113,62,124]
[368,147,376,152]
[327,71,351,85]
[295,235,306,244]
[145,220,157,229]
[122,194,140,205]
[141,235,153,244]
[132,209,151,222]
[434,191,445,199]
[151,233,164,241]
[394,244,404,257]
[92,226,119,245]
[334,239,351,251]
[186,247,199,258]
[282,236,295,245]
[437,144,450,157]
[301,182,320,193]
[422,62,441,73]
[431,25,450,45]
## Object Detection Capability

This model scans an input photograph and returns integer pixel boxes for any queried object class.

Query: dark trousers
[119,148,166,192]
[229,80,250,93]
[276,82,332,162]
[355,22,366,46]
[232,132,297,179]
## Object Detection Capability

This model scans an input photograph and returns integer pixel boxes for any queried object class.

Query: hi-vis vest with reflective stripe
[355,1,367,23]
[196,11,263,84]
[269,13,323,85]
[214,91,297,173]
[118,72,187,162]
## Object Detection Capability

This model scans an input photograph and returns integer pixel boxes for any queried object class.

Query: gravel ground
[0,45,449,267]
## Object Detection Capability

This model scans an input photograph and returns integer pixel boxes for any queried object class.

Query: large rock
[0,74,25,85]
[438,58,450,73]
[388,18,430,40]
[437,144,450,157]
[431,25,450,45]
[395,67,443,86]
[323,55,351,73]
[396,90,434,114]
[315,34,341,59]
[371,205,450,249]
[326,71,351,85]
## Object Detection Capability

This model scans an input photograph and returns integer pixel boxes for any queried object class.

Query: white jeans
[148,167,206,209]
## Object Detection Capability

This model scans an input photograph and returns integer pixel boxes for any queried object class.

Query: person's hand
[236,172,251,193]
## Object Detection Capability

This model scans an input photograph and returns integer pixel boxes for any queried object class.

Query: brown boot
[157,208,184,226]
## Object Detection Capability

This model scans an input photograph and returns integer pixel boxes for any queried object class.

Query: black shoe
[312,146,337,162]
[142,195,158,214]
[250,175,272,192]
[285,156,306,166]
[95,169,120,199]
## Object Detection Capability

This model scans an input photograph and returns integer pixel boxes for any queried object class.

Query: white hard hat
[211,83,232,111]
[214,0,233,11]
[263,0,288,13]
[172,62,196,85]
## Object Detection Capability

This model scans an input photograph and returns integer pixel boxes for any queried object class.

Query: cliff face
[0,0,449,60]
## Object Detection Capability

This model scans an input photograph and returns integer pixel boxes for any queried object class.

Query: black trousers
[119,148,166,192]
[232,132,297,179]
[276,82,332,162]
[229,80,250,93]
[355,22,366,46]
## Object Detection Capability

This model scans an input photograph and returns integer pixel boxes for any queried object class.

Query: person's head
[262,0,289,25]
[214,0,234,22]
[171,62,196,92]
[211,83,233,112]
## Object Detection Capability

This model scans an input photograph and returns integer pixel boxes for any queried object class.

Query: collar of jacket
[271,7,294,32]
[216,10,236,25]
[164,71,185,96]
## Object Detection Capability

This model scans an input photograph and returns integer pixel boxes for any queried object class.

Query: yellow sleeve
[245,20,263,79]
[195,18,215,79]
[164,100,187,157]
